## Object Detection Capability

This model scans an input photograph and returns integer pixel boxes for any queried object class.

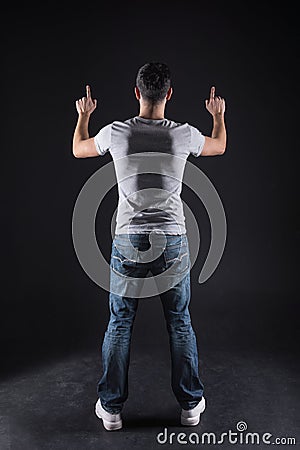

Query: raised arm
[72,85,99,158]
[201,86,227,156]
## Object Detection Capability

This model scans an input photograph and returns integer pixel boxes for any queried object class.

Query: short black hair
[136,62,171,104]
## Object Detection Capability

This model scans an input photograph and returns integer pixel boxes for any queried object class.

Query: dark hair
[136,62,171,104]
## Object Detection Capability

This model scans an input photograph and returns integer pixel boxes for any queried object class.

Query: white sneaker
[181,397,206,426]
[95,399,123,431]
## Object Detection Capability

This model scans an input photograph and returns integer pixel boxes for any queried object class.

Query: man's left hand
[75,85,97,116]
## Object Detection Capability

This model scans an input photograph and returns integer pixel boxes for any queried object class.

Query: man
[72,62,226,431]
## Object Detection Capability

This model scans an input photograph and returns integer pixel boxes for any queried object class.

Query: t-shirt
[94,116,205,235]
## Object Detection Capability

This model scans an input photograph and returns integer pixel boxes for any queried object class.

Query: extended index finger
[210,86,215,100]
[86,85,92,98]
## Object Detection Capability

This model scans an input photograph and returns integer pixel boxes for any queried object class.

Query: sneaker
[95,399,122,431]
[181,397,206,426]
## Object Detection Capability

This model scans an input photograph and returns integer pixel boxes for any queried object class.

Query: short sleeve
[94,123,112,156]
[189,124,205,157]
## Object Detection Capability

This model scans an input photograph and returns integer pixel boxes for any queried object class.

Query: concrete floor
[1,346,298,450]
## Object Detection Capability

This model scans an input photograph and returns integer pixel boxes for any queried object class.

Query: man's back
[94,116,205,235]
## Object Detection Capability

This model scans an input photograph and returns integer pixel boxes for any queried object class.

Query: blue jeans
[97,233,204,413]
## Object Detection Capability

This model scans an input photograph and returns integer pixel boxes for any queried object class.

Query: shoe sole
[181,415,201,426]
[95,404,123,431]
[180,399,206,426]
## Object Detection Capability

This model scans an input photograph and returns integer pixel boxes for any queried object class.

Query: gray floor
[1,346,298,450]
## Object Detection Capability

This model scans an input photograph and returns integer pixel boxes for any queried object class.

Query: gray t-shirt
[94,116,205,235]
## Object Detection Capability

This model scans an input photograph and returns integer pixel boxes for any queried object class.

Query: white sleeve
[94,123,112,156]
[189,124,205,157]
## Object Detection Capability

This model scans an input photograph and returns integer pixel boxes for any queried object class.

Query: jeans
[97,232,204,414]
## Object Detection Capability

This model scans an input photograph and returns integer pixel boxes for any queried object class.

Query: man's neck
[138,102,166,120]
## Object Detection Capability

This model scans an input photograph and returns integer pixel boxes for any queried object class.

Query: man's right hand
[205,86,225,116]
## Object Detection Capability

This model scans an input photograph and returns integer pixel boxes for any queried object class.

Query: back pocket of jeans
[111,242,137,275]
[163,242,190,274]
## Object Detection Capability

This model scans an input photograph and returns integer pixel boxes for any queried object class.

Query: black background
[2,2,299,374]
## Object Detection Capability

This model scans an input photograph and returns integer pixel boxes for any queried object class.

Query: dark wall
[2,3,298,372]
